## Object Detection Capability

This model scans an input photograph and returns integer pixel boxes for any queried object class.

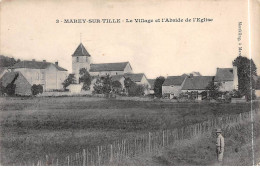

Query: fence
[26,109,257,166]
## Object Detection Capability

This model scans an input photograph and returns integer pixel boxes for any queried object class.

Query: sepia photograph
[0,0,260,166]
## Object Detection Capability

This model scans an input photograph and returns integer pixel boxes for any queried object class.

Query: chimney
[43,60,46,62]
[55,61,58,66]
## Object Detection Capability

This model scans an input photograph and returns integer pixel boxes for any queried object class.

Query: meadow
[0,96,258,165]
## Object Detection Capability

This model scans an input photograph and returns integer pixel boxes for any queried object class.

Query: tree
[5,83,16,96]
[93,75,112,94]
[206,81,221,99]
[62,74,76,90]
[102,75,112,94]
[31,84,43,96]
[154,76,165,98]
[124,77,135,94]
[112,80,122,94]
[0,82,5,95]
[0,55,20,67]
[79,68,92,90]
[93,78,103,94]
[128,84,145,96]
[233,56,257,100]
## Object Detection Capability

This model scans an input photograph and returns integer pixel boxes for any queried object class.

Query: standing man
[216,129,224,165]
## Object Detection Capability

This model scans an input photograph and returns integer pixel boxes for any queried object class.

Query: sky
[0,0,259,79]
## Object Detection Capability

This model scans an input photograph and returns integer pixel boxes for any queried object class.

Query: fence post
[56,158,58,166]
[83,149,86,166]
[67,155,70,166]
[162,130,165,147]
[149,132,151,152]
[97,146,100,166]
[110,144,113,162]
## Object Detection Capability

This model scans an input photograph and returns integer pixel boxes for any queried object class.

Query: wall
[218,81,234,92]
[256,90,260,98]
[90,71,125,76]
[233,66,238,90]
[15,65,67,91]
[162,85,182,97]
[123,63,133,74]
[14,68,44,86]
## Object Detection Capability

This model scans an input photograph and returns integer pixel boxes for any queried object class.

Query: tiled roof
[72,43,91,57]
[214,68,234,82]
[10,60,67,71]
[162,75,187,86]
[0,71,32,95]
[124,73,145,82]
[148,79,155,89]
[0,72,18,87]
[0,67,7,75]
[89,62,129,72]
[111,75,125,81]
[182,76,214,90]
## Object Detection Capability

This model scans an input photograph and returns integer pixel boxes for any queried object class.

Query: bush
[5,83,16,96]
[31,84,43,96]
[128,84,145,96]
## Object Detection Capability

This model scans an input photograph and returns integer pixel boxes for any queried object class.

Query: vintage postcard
[0,0,259,166]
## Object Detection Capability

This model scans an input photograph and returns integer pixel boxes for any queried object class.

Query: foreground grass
[126,111,260,166]
[0,97,258,165]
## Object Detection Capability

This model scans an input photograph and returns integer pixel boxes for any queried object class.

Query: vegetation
[112,80,122,94]
[31,84,43,96]
[93,75,113,94]
[79,68,92,90]
[123,77,145,96]
[233,56,257,100]
[0,97,257,165]
[62,74,76,90]
[154,76,165,98]
[0,55,21,68]
[206,81,221,100]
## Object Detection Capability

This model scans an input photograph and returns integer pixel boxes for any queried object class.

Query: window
[41,72,45,80]
[86,57,88,62]
[77,57,79,62]
[36,72,39,80]
[116,72,118,75]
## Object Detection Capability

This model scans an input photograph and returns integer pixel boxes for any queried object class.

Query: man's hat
[216,129,222,133]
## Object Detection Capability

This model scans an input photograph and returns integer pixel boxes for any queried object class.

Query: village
[0,42,259,102]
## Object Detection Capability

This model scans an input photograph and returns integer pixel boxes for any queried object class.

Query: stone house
[214,66,238,92]
[162,75,187,98]
[181,76,214,100]
[9,60,68,91]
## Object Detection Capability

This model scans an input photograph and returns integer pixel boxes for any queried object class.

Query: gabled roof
[182,76,214,90]
[162,75,187,86]
[72,43,91,57]
[124,73,145,82]
[214,68,234,82]
[111,75,125,81]
[148,79,155,89]
[89,62,130,72]
[10,60,67,71]
[0,72,18,87]
[0,67,7,75]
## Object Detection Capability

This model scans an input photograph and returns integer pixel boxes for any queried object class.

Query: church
[71,43,151,94]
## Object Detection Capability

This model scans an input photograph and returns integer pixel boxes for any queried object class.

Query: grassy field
[0,96,258,165]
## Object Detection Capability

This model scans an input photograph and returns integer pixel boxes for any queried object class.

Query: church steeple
[72,42,92,83]
[72,43,91,57]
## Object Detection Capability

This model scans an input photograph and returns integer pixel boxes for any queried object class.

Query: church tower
[72,43,92,83]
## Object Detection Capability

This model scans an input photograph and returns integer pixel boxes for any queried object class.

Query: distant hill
[0,55,21,68]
